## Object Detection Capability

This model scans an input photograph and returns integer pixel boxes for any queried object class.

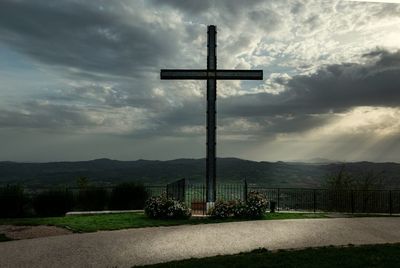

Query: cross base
[206,202,215,213]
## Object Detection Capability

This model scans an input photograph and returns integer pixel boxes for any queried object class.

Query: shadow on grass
[139,243,400,268]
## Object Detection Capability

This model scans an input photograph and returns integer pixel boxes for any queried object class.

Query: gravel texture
[1,217,400,268]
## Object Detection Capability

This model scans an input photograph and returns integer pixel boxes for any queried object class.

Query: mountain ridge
[0,158,399,188]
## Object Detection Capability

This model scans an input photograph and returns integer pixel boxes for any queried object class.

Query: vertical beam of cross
[207,25,217,203]
[160,25,263,207]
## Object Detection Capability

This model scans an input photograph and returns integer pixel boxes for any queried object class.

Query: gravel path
[1,217,400,268]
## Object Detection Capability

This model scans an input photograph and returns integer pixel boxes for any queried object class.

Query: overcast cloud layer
[1,0,400,162]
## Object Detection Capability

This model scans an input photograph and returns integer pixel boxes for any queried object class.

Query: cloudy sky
[1,0,400,162]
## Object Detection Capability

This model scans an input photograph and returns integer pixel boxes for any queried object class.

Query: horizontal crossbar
[160,69,263,80]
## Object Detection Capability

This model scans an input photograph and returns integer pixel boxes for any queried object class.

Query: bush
[239,191,268,219]
[232,201,248,218]
[208,200,237,218]
[76,187,108,211]
[0,185,27,218]
[33,189,74,216]
[109,183,149,210]
[144,195,191,219]
[206,192,268,220]
[233,191,268,219]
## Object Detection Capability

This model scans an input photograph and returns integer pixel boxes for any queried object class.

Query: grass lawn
[140,243,400,268]
[0,212,327,233]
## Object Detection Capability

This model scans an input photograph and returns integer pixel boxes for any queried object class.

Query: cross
[160,25,263,208]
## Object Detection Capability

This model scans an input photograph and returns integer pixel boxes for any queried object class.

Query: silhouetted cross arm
[160,69,263,80]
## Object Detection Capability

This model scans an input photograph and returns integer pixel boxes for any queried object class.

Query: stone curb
[65,210,143,216]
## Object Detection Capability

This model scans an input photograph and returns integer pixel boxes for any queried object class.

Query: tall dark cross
[160,25,263,206]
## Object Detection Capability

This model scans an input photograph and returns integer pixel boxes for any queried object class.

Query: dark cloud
[216,0,264,16]
[364,49,400,68]
[0,101,93,129]
[221,49,400,118]
[248,9,282,32]
[286,49,400,112]
[0,0,177,78]
[150,0,264,15]
[150,0,212,14]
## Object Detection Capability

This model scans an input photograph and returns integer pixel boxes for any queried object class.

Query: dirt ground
[0,225,72,240]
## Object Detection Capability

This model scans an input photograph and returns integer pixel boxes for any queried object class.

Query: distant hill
[0,158,399,188]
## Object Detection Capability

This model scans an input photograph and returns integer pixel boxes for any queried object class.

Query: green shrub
[76,187,108,211]
[205,192,269,219]
[234,191,268,219]
[0,185,27,218]
[33,189,74,216]
[109,183,149,210]
[209,200,237,218]
[144,195,191,219]
[232,200,248,218]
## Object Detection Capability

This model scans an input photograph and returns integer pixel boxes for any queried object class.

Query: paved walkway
[1,217,400,267]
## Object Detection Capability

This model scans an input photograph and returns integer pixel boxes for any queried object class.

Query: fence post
[277,188,280,212]
[313,189,316,213]
[203,184,206,215]
[183,178,186,206]
[166,184,170,199]
[389,190,392,216]
[244,179,248,202]
[65,187,69,212]
[351,190,354,214]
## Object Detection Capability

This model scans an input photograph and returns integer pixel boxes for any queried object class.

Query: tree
[325,165,354,191]
[325,165,386,213]
[325,165,385,190]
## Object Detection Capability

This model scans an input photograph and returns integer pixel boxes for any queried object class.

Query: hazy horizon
[2,156,399,164]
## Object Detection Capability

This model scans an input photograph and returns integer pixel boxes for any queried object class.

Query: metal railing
[155,180,400,215]
[247,187,400,214]
[7,183,400,215]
